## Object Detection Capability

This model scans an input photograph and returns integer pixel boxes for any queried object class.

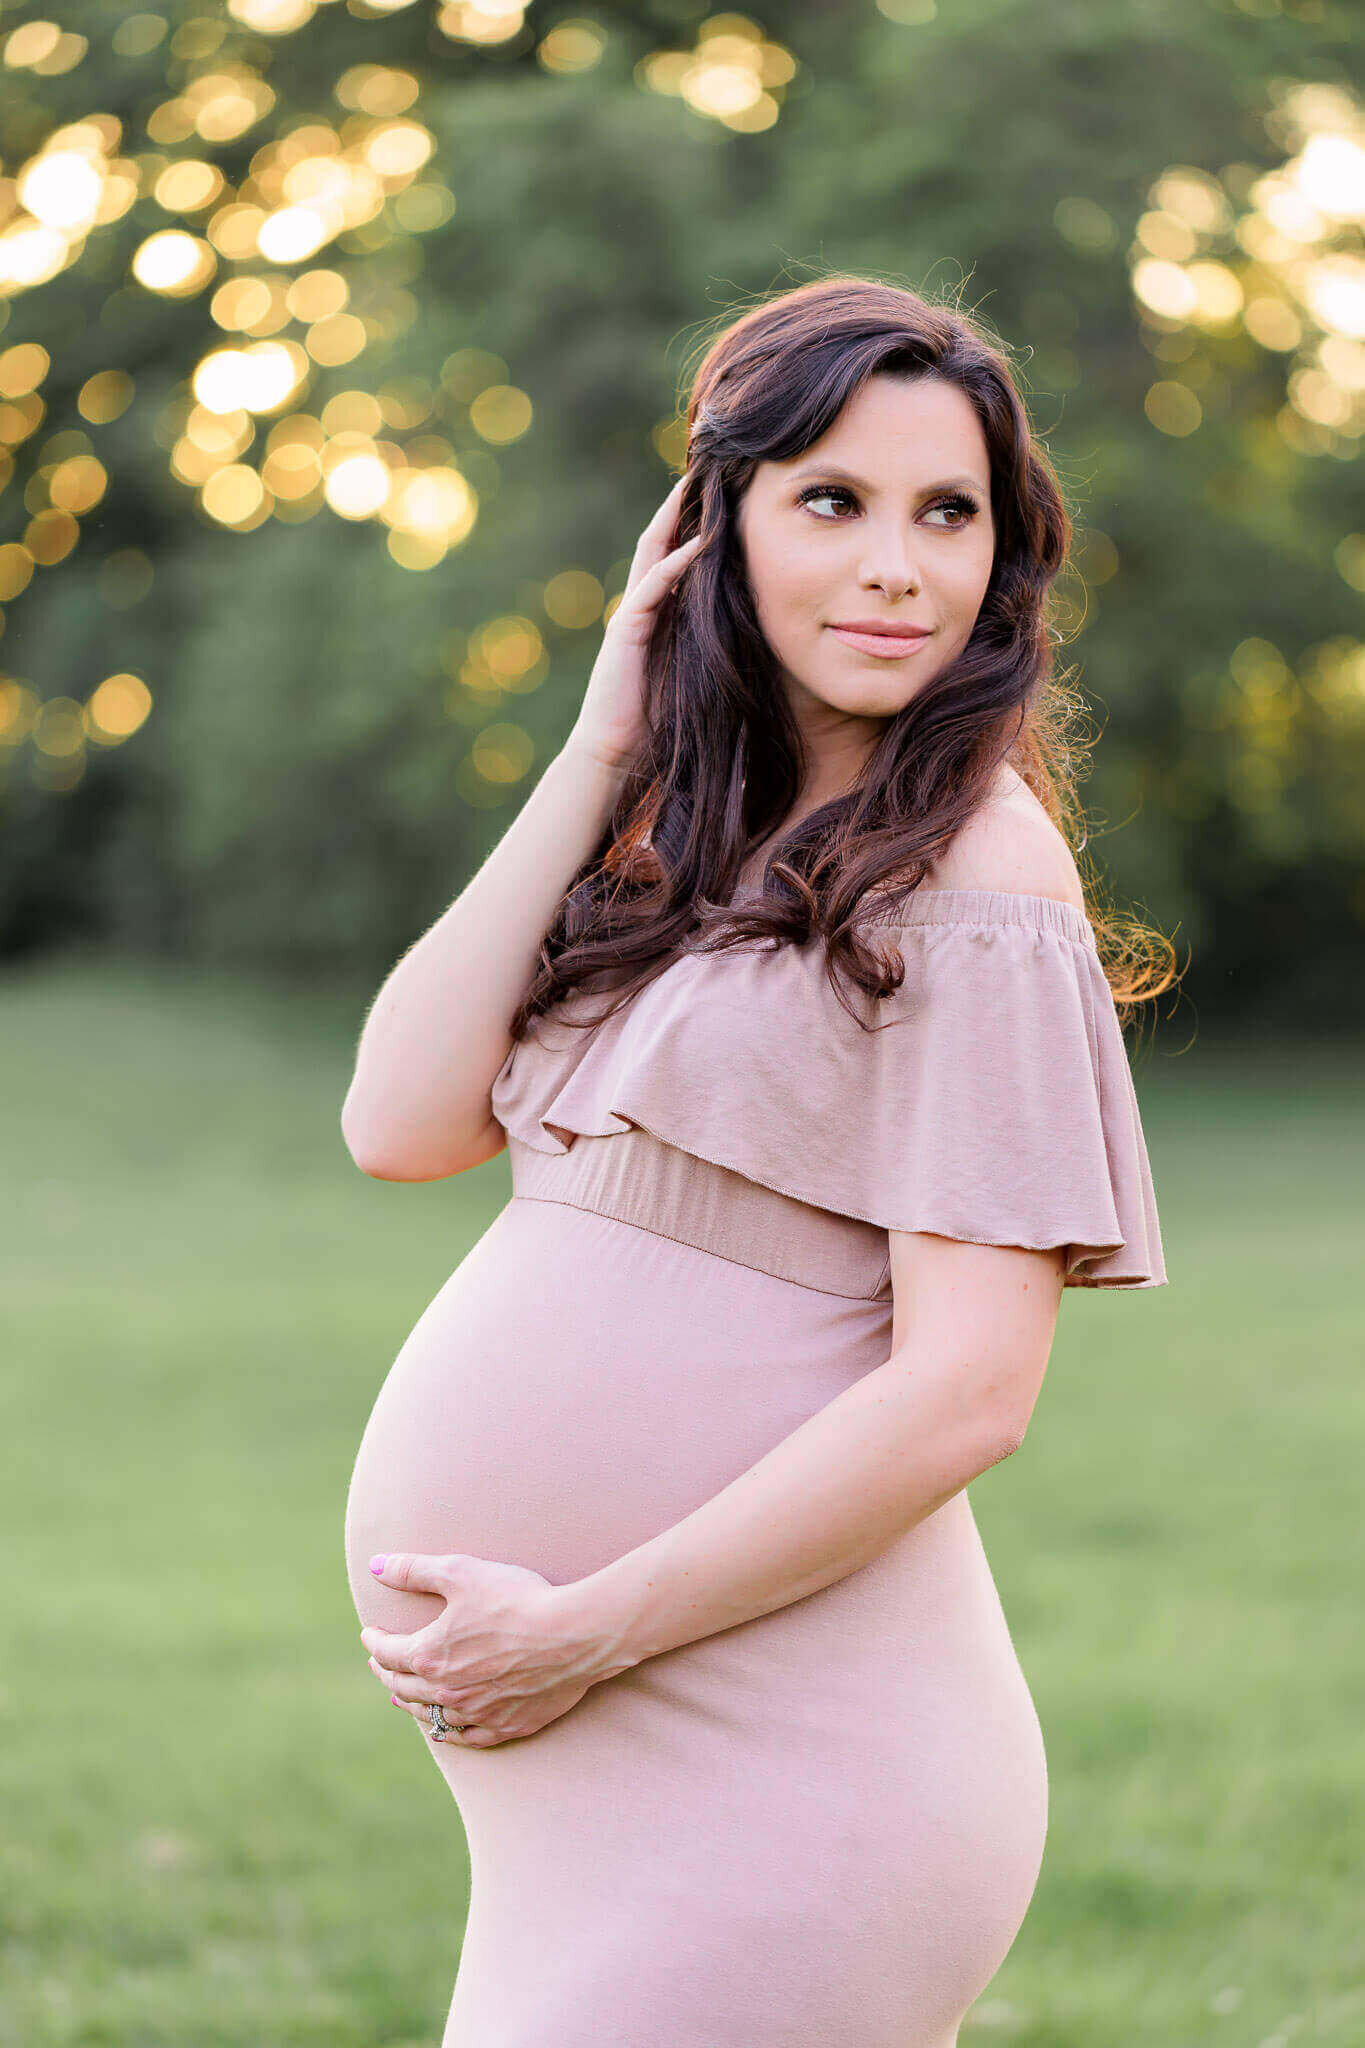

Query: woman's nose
[858,529,921,596]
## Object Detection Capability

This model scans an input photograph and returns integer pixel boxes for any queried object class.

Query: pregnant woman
[341,275,1173,2047]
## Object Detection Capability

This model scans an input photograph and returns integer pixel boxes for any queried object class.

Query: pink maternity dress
[344,882,1167,2048]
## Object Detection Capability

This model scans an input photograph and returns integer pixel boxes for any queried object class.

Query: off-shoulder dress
[343,883,1167,2048]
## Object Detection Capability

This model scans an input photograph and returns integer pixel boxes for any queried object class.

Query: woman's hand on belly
[360,1551,632,1748]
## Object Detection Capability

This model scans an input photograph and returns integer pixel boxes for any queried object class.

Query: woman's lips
[827,625,931,658]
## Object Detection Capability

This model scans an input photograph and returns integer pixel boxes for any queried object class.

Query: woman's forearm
[341,741,627,1179]
[559,1347,1025,1676]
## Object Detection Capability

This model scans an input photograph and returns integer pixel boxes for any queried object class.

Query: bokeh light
[86,671,152,742]
[1131,84,1365,453]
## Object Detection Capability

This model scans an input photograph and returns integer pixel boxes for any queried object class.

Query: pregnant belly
[343,1194,897,1639]
[343,1193,1046,1884]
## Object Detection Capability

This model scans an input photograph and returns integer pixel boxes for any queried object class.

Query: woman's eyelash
[795,485,979,523]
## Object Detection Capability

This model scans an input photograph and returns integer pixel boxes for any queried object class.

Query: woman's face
[734,373,996,762]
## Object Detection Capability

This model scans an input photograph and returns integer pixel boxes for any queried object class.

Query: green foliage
[0,0,1361,1012]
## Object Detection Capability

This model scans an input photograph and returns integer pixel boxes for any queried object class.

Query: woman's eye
[927,493,979,526]
[795,487,978,526]
[796,487,856,519]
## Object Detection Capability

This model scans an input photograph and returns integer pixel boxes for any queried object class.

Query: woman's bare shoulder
[920,769,1085,910]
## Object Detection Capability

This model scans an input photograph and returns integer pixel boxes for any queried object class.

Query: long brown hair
[511,274,1181,1043]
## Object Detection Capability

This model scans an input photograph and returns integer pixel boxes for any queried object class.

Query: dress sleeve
[491,887,1168,1290]
[835,891,1168,1288]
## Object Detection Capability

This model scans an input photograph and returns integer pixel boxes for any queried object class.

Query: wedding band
[428,1703,470,1740]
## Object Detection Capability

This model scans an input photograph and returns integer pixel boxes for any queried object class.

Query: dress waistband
[508,1123,892,1301]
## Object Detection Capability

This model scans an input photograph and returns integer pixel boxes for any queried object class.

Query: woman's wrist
[548,1565,651,1682]
[557,727,635,783]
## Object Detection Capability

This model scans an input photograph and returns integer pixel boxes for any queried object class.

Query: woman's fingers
[368,1652,523,1746]
[616,533,703,624]
[384,1684,501,1747]
[359,1624,425,1671]
[370,1653,424,1698]
[369,1654,463,1708]
[375,1663,478,1731]
[623,471,693,595]
[390,1691,493,1744]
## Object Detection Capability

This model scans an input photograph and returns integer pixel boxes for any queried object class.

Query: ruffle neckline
[491,888,1166,1289]
[864,885,1097,945]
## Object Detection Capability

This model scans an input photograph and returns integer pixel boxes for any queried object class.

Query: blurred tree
[0,0,1359,1018]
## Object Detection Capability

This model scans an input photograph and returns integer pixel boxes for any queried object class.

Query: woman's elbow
[976,1408,1030,1468]
[340,1096,506,1181]
[341,1114,422,1180]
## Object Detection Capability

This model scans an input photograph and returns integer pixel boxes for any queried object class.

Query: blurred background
[2,1,1362,2044]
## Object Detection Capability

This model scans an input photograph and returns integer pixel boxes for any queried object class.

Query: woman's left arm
[560,1229,1065,1669]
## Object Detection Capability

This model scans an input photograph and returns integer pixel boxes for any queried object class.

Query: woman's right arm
[340,740,628,1181]
[340,471,703,1182]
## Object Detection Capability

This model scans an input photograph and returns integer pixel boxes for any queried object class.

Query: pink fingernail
[369,1555,385,1575]
[390,1693,400,1705]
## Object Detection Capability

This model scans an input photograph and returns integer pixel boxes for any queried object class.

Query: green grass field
[2,949,1361,2047]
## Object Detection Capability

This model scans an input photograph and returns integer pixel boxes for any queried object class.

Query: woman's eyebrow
[789,464,987,495]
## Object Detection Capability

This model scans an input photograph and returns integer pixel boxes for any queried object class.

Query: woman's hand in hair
[565,471,704,774]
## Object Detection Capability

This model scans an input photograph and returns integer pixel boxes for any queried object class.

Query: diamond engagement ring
[428,1703,468,1741]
